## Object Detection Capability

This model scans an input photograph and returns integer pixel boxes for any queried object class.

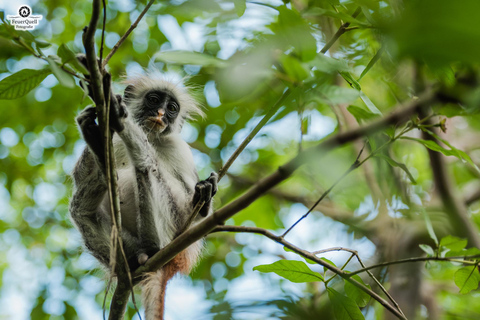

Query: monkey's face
[137,90,180,135]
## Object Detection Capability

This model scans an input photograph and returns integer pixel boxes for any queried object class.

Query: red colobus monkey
[70,71,217,319]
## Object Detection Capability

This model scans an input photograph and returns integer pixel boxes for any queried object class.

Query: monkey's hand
[77,106,105,164]
[193,172,218,217]
[109,93,128,133]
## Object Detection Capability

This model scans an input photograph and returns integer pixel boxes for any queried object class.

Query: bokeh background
[2,0,480,319]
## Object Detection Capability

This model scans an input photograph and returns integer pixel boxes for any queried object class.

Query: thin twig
[313,247,406,317]
[102,0,156,67]
[281,143,366,238]
[349,255,480,277]
[212,225,407,320]
[320,7,362,54]
[100,0,107,64]
[217,88,293,181]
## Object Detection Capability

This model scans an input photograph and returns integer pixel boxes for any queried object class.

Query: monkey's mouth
[147,117,167,131]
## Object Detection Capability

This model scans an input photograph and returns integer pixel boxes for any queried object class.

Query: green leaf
[347,105,378,123]
[422,208,438,246]
[357,47,384,82]
[46,56,75,88]
[445,247,480,258]
[253,260,324,283]
[439,235,468,251]
[34,40,51,48]
[0,69,51,100]
[327,287,365,320]
[405,136,480,173]
[320,257,337,273]
[344,275,371,308]
[310,54,350,74]
[272,6,317,62]
[57,44,89,75]
[310,8,370,27]
[422,128,480,173]
[314,85,360,104]
[155,50,226,67]
[232,0,246,17]
[391,0,480,66]
[359,91,382,115]
[281,55,309,82]
[375,154,417,184]
[419,244,434,256]
[454,266,480,294]
[340,71,361,91]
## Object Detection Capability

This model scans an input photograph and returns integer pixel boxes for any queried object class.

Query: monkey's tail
[141,243,203,320]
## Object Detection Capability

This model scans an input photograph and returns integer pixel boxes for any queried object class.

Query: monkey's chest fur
[100,135,198,247]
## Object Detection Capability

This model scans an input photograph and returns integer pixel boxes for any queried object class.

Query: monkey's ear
[124,85,135,100]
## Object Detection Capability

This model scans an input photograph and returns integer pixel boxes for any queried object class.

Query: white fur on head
[123,73,204,134]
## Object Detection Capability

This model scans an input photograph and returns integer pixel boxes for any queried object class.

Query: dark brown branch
[211,225,407,320]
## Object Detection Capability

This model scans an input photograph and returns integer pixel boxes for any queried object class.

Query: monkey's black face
[136,90,180,135]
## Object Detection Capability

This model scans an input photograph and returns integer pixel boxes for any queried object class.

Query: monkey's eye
[146,94,161,105]
[167,102,179,113]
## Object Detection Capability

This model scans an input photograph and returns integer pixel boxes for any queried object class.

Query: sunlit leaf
[347,105,378,123]
[344,275,371,308]
[440,236,468,252]
[232,0,246,17]
[375,154,416,184]
[454,266,480,294]
[392,0,480,65]
[357,47,384,81]
[419,244,434,256]
[155,50,226,67]
[47,56,75,88]
[0,68,51,100]
[58,44,89,75]
[327,287,365,320]
[253,260,324,283]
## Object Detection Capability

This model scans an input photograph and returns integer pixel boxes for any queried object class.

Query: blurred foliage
[1,0,480,319]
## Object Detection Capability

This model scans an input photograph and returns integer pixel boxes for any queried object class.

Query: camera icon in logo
[19,5,31,18]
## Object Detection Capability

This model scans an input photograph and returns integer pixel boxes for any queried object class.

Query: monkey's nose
[157,109,165,117]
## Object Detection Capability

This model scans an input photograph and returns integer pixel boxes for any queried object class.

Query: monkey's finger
[203,183,213,201]
[207,172,218,196]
